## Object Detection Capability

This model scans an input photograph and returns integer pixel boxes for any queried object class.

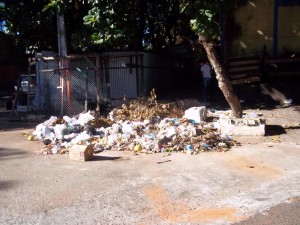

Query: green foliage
[80,0,195,50]
[43,0,73,14]
[180,0,247,41]
[82,4,125,46]
[80,0,141,49]
[79,0,247,50]
[0,0,58,53]
[0,0,94,53]
[0,0,247,52]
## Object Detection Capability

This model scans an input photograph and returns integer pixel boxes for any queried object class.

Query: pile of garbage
[31,99,239,155]
[110,94,186,121]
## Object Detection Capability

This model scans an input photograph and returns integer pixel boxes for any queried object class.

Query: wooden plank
[229,66,260,73]
[230,76,260,85]
[229,74,248,80]
[265,58,300,64]
[229,56,259,61]
[229,72,261,80]
[268,71,300,77]
[228,59,260,66]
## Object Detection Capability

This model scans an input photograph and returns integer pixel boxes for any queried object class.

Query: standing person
[200,60,212,101]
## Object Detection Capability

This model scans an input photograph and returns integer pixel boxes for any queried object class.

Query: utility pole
[57,12,67,115]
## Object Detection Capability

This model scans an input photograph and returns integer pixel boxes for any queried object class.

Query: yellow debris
[27,135,35,141]
[134,144,142,152]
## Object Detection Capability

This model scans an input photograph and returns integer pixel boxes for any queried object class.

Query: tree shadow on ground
[0,180,18,190]
[0,120,38,131]
[0,147,28,160]
[293,106,300,113]
[265,125,286,136]
[284,125,300,130]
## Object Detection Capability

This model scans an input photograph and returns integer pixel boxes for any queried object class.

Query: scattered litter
[270,135,281,143]
[156,159,172,164]
[27,135,35,141]
[283,99,293,105]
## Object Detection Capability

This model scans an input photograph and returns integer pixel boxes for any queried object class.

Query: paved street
[235,197,300,225]
[0,105,300,225]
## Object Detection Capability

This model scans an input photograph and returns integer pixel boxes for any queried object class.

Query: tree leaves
[181,0,247,41]
[0,0,248,52]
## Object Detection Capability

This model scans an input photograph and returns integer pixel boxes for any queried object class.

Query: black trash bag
[67,124,82,133]
[84,124,96,135]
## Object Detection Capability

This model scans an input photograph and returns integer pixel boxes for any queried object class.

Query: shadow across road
[0,147,28,160]
[0,180,19,190]
[0,118,38,131]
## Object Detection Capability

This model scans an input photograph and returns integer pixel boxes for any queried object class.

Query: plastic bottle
[186,144,193,155]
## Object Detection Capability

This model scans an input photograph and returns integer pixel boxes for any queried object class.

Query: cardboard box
[69,144,94,161]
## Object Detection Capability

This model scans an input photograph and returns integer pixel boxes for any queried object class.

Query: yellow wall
[231,0,300,57]
[278,6,300,54]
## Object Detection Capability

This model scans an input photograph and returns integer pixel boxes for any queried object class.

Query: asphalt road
[234,198,300,225]
[1,104,300,225]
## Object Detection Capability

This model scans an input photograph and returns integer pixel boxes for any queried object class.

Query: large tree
[180,0,246,117]
[81,0,245,117]
[81,0,194,51]
[1,0,246,117]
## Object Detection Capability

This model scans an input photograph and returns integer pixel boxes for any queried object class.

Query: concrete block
[184,106,207,123]
[219,116,265,136]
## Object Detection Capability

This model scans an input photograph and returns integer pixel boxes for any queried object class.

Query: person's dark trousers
[203,77,211,100]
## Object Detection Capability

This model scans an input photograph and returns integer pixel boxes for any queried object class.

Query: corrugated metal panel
[34,49,192,115]
[108,53,138,99]
[101,51,143,106]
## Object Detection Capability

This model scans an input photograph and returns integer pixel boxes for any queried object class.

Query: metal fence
[33,52,144,116]
[32,46,195,116]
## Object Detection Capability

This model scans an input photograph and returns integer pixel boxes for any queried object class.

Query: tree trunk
[199,35,242,118]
